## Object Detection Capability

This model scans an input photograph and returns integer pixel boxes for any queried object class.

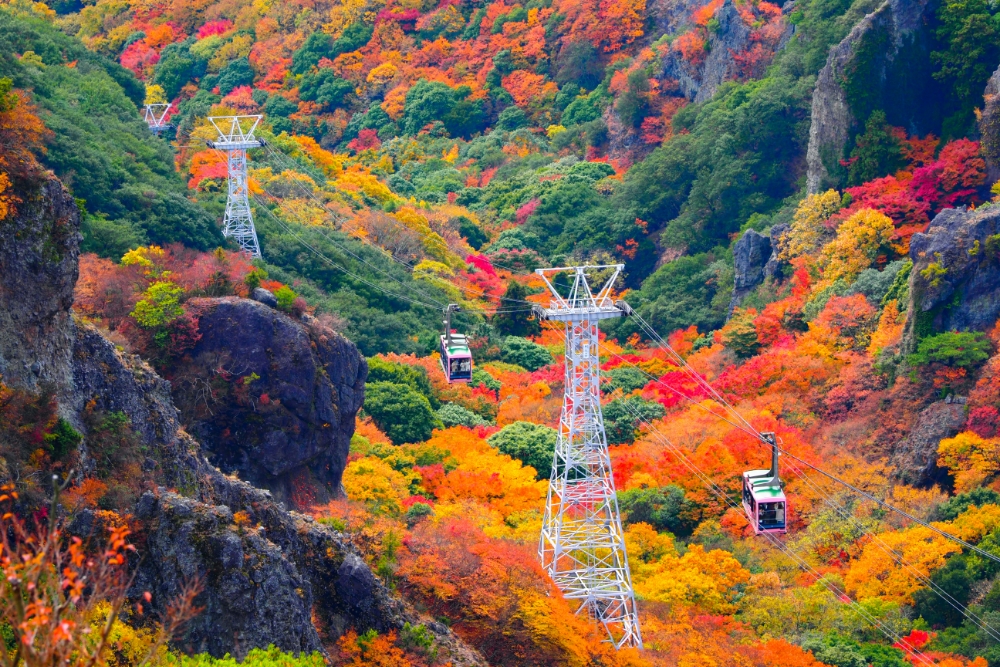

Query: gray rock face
[805,0,934,193]
[980,64,1000,183]
[173,298,367,506]
[133,491,322,657]
[905,205,1000,345]
[889,400,966,486]
[0,174,80,400]
[0,170,486,665]
[764,222,790,280]
[728,229,772,315]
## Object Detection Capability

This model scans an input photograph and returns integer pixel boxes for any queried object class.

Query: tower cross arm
[534,264,624,320]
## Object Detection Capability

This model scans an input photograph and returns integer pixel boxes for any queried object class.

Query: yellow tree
[780,189,844,259]
[938,431,1000,492]
[820,208,894,284]
[844,525,961,603]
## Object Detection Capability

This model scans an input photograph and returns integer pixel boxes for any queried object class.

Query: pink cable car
[742,433,788,535]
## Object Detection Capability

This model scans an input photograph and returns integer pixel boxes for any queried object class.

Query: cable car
[742,432,788,535]
[440,304,473,383]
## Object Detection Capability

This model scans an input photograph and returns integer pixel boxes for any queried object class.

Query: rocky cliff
[0,170,484,664]
[981,64,1000,184]
[0,174,80,401]
[905,204,1000,347]
[170,297,366,507]
[805,0,935,193]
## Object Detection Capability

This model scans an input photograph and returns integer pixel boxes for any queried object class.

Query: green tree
[298,69,353,111]
[437,403,487,428]
[500,336,553,371]
[492,282,540,337]
[165,646,326,666]
[847,111,904,186]
[487,421,557,480]
[617,484,699,536]
[216,57,254,95]
[936,488,1000,520]
[152,40,205,100]
[363,382,441,445]
[291,32,333,75]
[367,357,439,407]
[604,365,649,394]
[907,331,992,368]
[131,281,184,328]
[913,554,972,627]
[932,0,1000,122]
[602,397,665,444]
[401,80,485,138]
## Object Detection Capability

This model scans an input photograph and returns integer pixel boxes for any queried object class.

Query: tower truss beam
[536,264,642,650]
[207,115,264,258]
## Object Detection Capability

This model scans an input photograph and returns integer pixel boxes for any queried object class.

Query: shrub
[602,397,665,444]
[363,381,441,444]
[617,484,699,536]
[164,646,326,666]
[935,487,1000,521]
[367,357,438,408]
[470,367,501,394]
[487,421,558,480]
[131,281,184,328]
[604,365,649,394]
[273,285,298,313]
[908,331,992,368]
[437,403,487,428]
[500,336,553,371]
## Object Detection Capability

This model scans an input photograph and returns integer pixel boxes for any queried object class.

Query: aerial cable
[261,143,542,306]
[617,310,1000,568]
[778,452,1000,642]
[252,184,450,309]
[247,193,444,310]
[611,394,937,667]
[255,174,536,317]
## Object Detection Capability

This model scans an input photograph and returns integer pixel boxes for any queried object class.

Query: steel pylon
[534,265,642,650]
[143,103,172,135]
[207,115,265,258]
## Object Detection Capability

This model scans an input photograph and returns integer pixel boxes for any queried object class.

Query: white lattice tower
[142,103,171,134]
[207,115,264,258]
[535,265,642,650]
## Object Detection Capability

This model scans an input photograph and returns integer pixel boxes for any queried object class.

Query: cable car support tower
[533,264,642,649]
[143,103,172,135]
[207,115,265,258]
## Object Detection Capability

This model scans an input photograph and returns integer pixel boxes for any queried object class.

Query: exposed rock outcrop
[728,229,772,314]
[889,399,966,486]
[980,63,1000,184]
[764,222,790,280]
[0,174,80,400]
[171,297,367,506]
[905,204,1000,347]
[805,0,935,193]
[0,170,485,664]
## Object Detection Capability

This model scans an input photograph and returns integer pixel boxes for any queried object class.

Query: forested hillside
[3,0,1000,659]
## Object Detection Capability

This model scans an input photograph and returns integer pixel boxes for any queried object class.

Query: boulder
[905,205,1000,346]
[252,287,278,308]
[172,298,367,506]
[728,229,772,315]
